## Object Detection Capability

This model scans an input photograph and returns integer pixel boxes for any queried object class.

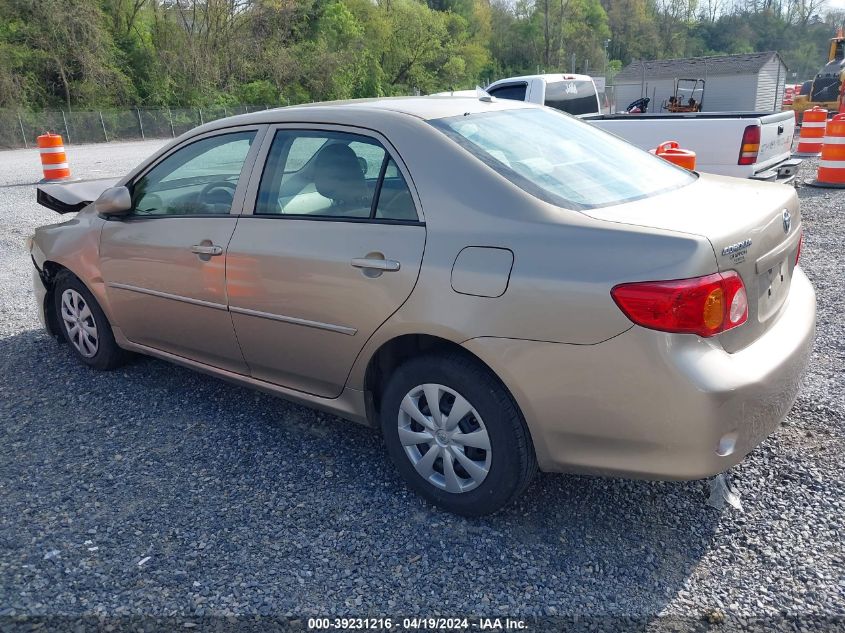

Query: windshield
[431,108,695,209]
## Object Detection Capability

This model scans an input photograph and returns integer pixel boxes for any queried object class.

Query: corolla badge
[782,209,792,233]
[722,239,752,256]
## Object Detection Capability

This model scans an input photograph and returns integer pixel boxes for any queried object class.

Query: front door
[226,127,426,397]
[100,127,264,373]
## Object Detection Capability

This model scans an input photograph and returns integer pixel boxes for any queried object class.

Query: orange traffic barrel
[650,141,696,170]
[794,106,828,156]
[37,133,71,181]
[808,113,845,188]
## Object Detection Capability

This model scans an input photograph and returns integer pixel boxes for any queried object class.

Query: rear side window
[488,83,527,102]
[544,80,599,116]
[375,158,416,220]
[255,130,417,221]
[284,136,326,172]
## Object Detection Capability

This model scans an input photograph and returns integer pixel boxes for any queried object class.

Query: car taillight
[738,125,761,165]
[611,271,748,337]
[796,231,803,265]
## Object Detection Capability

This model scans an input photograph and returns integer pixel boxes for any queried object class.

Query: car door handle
[190,244,223,256]
[351,257,401,272]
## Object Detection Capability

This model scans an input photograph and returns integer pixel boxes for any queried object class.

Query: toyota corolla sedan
[30,96,815,516]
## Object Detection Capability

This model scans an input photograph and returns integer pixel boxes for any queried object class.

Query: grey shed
[613,52,788,113]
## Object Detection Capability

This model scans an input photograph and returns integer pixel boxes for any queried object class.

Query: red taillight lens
[795,231,803,265]
[738,125,761,166]
[611,271,748,337]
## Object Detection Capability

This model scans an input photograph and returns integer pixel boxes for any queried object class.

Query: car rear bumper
[463,268,816,479]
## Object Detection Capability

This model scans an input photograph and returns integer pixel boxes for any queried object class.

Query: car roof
[490,73,595,84]
[199,95,535,131]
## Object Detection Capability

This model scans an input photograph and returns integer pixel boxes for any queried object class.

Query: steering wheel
[135,193,163,215]
[198,181,237,207]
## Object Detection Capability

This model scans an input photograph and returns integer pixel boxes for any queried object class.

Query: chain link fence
[0,105,274,150]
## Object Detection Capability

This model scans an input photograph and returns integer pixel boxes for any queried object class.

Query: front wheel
[380,352,537,516]
[53,271,129,371]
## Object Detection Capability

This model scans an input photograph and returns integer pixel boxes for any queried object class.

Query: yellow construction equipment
[789,28,845,120]
[662,78,705,112]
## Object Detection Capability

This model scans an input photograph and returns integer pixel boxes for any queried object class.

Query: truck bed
[585,110,798,181]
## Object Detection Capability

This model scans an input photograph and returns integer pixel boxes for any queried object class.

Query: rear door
[227,125,426,398]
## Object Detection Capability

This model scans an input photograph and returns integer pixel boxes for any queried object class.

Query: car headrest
[313,144,367,204]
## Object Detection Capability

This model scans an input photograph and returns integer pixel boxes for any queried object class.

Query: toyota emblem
[782,209,791,233]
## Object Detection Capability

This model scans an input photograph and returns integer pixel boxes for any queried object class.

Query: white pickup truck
[482,73,801,183]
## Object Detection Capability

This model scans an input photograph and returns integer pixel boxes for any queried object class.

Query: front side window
[488,83,527,102]
[132,131,256,216]
[431,108,695,210]
[255,130,417,221]
[544,80,600,116]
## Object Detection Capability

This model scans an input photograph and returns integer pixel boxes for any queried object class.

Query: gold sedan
[31,96,815,515]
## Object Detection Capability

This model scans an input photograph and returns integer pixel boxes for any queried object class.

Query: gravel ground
[0,140,843,632]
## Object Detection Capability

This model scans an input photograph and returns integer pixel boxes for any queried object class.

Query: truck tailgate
[755,111,796,172]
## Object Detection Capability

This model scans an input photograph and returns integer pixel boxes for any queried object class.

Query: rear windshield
[544,80,599,116]
[430,108,695,210]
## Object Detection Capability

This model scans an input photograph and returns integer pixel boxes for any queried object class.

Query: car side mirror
[94,186,132,217]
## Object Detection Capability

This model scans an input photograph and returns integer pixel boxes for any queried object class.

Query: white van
[485,73,602,117]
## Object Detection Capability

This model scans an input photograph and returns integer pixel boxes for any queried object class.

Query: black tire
[53,271,129,371]
[380,352,537,516]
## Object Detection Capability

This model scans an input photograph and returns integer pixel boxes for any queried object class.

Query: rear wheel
[53,272,128,370]
[380,352,537,516]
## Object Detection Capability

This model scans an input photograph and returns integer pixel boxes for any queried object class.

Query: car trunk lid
[584,173,801,351]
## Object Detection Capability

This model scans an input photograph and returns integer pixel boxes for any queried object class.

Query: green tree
[0,0,134,108]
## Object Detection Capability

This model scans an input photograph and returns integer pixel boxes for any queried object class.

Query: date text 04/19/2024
[307,617,528,630]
